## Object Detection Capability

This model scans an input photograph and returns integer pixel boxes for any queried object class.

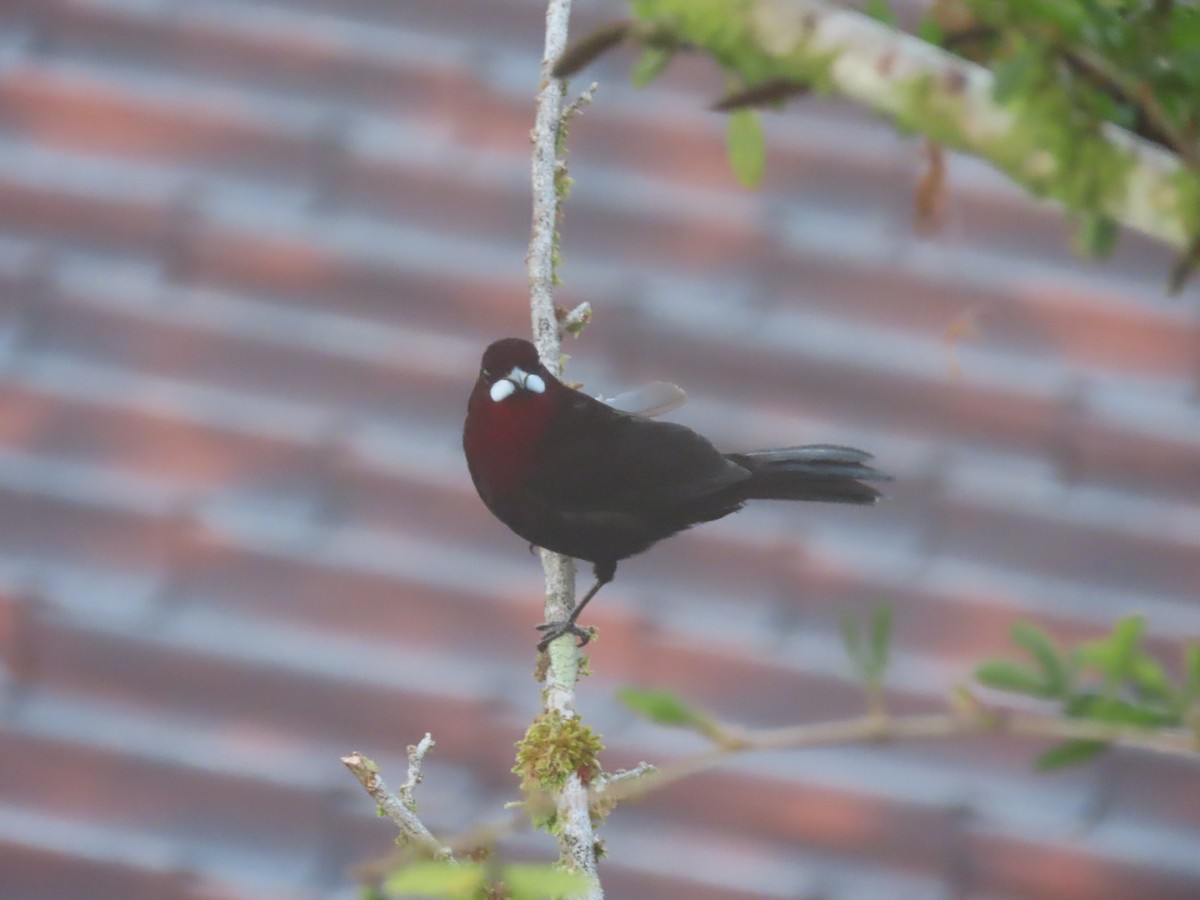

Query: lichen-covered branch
[342,750,452,860]
[626,0,1199,252]
[526,0,603,895]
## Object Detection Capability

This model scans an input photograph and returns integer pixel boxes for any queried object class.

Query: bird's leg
[535,560,615,651]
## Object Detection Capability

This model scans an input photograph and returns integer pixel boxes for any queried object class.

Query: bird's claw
[535,620,594,652]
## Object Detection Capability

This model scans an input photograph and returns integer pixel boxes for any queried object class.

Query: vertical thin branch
[529,4,570,366]
[527,0,602,896]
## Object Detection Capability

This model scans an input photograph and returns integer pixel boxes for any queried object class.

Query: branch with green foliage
[365,612,1198,900]
[555,0,1200,287]
[974,613,1200,767]
[346,610,1197,900]
[600,611,1200,811]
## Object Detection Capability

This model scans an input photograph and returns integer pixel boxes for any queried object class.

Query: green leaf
[916,15,945,47]
[1066,694,1178,728]
[726,108,765,188]
[385,861,485,897]
[617,686,712,730]
[1169,5,1200,52]
[503,864,590,900]
[992,45,1041,104]
[1011,622,1068,697]
[868,605,893,681]
[1075,615,1145,688]
[631,46,674,88]
[1035,739,1108,771]
[1111,615,1146,669]
[865,0,897,26]
[975,660,1055,698]
[1130,655,1173,701]
[1074,213,1119,259]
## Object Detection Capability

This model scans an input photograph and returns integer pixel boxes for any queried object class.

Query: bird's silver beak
[490,366,546,402]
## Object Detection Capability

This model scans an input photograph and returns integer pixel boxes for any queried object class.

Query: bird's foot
[535,619,595,652]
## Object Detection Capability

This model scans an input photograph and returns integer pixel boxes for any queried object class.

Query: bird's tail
[728,444,889,505]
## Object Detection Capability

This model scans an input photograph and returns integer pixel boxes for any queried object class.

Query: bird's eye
[481,367,492,380]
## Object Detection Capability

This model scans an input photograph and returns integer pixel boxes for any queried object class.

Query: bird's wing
[533,392,748,512]
[598,381,687,418]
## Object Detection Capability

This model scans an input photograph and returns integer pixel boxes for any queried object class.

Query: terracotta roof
[1,0,1198,897]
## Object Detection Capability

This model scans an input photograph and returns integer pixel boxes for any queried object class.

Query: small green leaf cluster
[627,0,839,188]
[930,0,1200,148]
[922,0,1200,272]
[614,0,1200,280]
[382,860,588,900]
[630,0,776,84]
[976,616,1200,769]
[983,0,1196,139]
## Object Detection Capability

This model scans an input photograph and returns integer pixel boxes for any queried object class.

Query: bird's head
[465,338,561,496]
[474,338,554,405]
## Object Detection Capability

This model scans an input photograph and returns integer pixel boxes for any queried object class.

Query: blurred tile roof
[0,0,1198,897]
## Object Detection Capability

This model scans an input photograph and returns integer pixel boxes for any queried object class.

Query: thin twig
[399,733,435,811]
[737,709,1200,755]
[529,4,572,366]
[593,762,658,790]
[560,301,593,336]
[562,82,600,123]
[590,705,1200,809]
[342,751,452,860]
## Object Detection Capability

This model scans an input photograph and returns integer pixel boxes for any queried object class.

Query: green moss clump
[513,711,605,833]
[514,710,603,793]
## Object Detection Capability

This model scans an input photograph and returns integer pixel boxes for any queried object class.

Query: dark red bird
[463,338,889,650]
